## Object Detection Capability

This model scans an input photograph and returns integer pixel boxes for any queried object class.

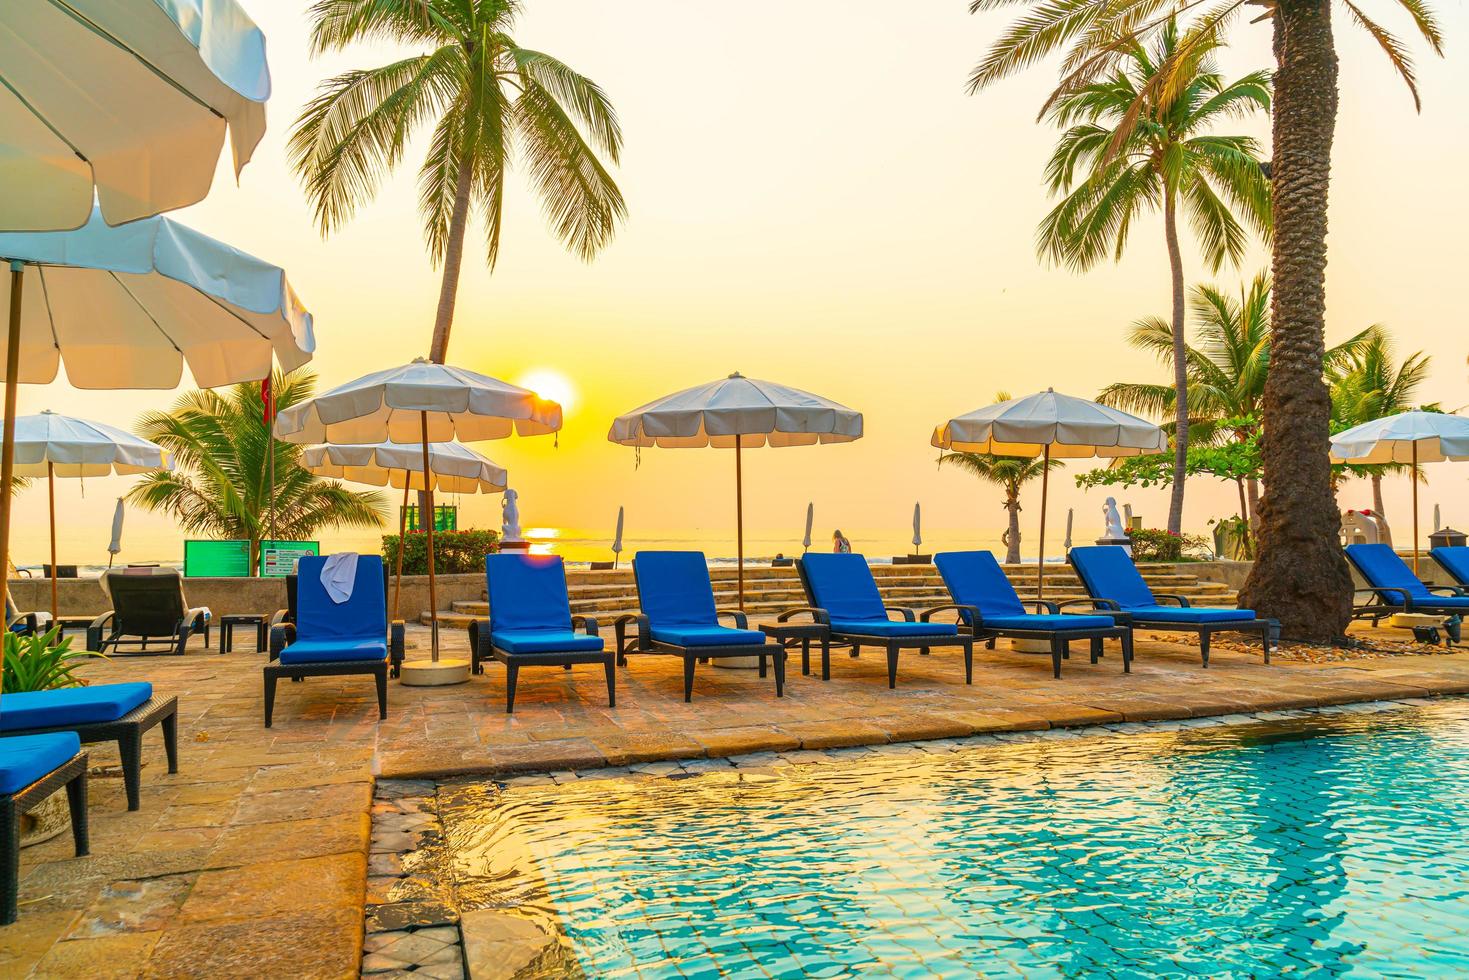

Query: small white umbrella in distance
[803,502,814,554]
[108,498,125,569]
[1331,410,1469,572]
[609,372,863,605]
[612,506,625,568]
[302,441,509,621]
[912,502,922,554]
[933,389,1166,598]
[276,360,562,674]
[10,411,169,617]
[0,0,270,231]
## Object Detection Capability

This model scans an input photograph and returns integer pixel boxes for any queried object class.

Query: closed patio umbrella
[611,506,625,569]
[275,359,560,684]
[108,498,126,569]
[933,389,1166,599]
[9,411,169,618]
[803,502,814,554]
[912,502,922,554]
[1330,411,1469,573]
[301,440,508,621]
[609,372,862,606]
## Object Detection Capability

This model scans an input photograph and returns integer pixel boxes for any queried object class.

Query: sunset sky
[9,1,1467,566]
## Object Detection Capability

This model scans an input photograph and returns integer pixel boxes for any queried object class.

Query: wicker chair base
[2,752,89,925]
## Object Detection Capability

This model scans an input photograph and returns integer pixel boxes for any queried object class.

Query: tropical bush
[384,529,501,575]
[1126,528,1208,563]
[3,627,101,694]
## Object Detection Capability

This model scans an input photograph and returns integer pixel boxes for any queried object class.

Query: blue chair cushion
[982,614,1118,632]
[296,554,388,644]
[1128,606,1258,624]
[634,552,720,628]
[491,629,604,655]
[1401,595,1469,611]
[649,625,767,648]
[0,732,81,795]
[829,619,958,638]
[800,554,889,622]
[1433,546,1469,586]
[0,682,153,732]
[1069,546,1158,610]
[278,638,387,665]
[486,554,574,633]
[1345,543,1432,600]
[935,551,1027,621]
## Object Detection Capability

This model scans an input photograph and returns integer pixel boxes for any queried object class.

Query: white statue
[1103,497,1126,539]
[501,488,523,543]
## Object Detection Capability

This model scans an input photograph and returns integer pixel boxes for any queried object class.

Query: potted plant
[3,627,102,846]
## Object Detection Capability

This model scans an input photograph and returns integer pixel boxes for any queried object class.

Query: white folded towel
[321,552,359,604]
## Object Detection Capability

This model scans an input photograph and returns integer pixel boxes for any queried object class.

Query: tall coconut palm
[1328,331,1433,515]
[128,370,386,576]
[289,0,625,362]
[1035,21,1271,537]
[970,0,1444,642]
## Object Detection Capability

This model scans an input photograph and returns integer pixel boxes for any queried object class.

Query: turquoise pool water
[445,701,1469,978]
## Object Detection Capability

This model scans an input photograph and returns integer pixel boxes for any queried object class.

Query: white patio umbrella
[0,0,269,231]
[9,411,169,618]
[1330,410,1469,573]
[933,389,1166,598]
[301,440,508,622]
[275,359,561,683]
[0,209,315,618]
[609,372,863,606]
[611,506,625,569]
[107,498,126,569]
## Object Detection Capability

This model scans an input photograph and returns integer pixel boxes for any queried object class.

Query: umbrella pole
[1411,441,1420,575]
[393,475,409,623]
[1,262,23,622]
[1036,445,1051,601]
[48,462,58,622]
[420,412,439,661]
[735,440,745,609]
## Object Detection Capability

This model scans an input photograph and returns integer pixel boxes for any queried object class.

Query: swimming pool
[442,701,1469,977]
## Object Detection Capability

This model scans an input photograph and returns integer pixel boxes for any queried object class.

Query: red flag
[261,375,274,425]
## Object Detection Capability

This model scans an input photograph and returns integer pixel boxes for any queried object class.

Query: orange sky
[9,1,1467,566]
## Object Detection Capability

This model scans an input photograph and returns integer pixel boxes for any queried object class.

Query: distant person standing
[832,530,852,554]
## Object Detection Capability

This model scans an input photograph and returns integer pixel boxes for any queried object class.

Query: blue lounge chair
[1068,545,1274,666]
[1,682,177,811]
[1346,544,1469,629]
[927,550,1133,678]
[2,733,89,924]
[1432,546,1469,591]
[793,553,973,688]
[264,554,403,727]
[615,551,786,702]
[6,593,43,636]
[467,554,614,713]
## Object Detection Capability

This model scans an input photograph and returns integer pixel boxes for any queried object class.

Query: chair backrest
[1432,546,1469,586]
[295,554,387,643]
[286,562,387,624]
[486,554,574,633]
[633,552,719,628]
[934,551,1026,621]
[796,553,887,622]
[1068,546,1157,610]
[102,568,188,636]
[1345,544,1430,599]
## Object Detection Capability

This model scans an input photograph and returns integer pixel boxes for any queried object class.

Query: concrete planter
[20,793,70,848]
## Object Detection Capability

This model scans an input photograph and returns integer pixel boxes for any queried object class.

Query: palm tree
[1328,331,1432,516]
[1100,273,1372,530]
[969,0,1444,643]
[1035,21,1271,536]
[289,0,625,362]
[128,369,386,576]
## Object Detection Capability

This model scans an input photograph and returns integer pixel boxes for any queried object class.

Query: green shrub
[382,528,501,575]
[3,627,103,694]
[1125,528,1208,562]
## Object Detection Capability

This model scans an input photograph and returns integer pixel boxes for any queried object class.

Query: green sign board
[404,505,457,533]
[183,539,320,577]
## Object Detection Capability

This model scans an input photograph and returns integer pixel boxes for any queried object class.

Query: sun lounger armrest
[777,607,829,625]
[1354,586,1410,605]
[1023,600,1061,614]
[85,611,114,652]
[1054,597,1123,615]
[9,611,39,634]
[919,604,977,626]
[1426,585,1469,597]
[572,615,601,637]
[1152,594,1192,607]
[269,622,295,661]
[269,609,290,628]
[715,608,749,629]
[884,606,917,622]
[613,613,650,654]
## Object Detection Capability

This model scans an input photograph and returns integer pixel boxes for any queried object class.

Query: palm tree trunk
[1370,472,1385,517]
[1163,190,1188,536]
[428,158,475,365]
[1239,0,1352,642]
[1004,495,1022,565]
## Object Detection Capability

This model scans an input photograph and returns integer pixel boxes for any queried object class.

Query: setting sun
[517,369,578,416]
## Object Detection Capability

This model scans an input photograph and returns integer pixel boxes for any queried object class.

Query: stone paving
[3,624,1469,978]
